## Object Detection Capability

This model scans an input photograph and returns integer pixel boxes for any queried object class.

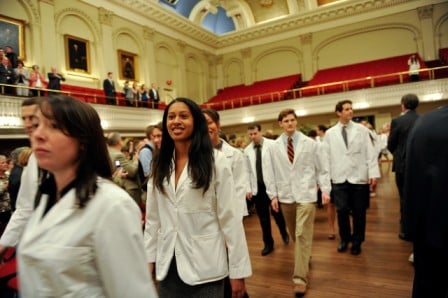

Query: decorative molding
[241,48,252,58]
[417,5,433,20]
[54,8,101,42]
[38,0,55,5]
[99,7,114,26]
[300,33,312,45]
[143,26,155,41]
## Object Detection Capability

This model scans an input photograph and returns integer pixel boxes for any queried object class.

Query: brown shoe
[294,284,307,297]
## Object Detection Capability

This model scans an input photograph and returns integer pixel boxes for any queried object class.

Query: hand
[0,244,8,263]
[322,192,331,205]
[230,279,246,298]
[271,197,279,212]
[369,178,377,189]
[246,192,253,200]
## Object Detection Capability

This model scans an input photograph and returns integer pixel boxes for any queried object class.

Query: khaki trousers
[281,202,316,286]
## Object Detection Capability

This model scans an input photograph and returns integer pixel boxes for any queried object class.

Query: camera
[115,160,121,168]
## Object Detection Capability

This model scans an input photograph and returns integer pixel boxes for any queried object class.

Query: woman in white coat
[18,95,157,298]
[144,98,251,297]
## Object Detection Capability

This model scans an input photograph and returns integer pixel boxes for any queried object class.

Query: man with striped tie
[263,109,331,297]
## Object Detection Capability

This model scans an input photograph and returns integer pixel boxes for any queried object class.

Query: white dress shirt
[323,121,380,184]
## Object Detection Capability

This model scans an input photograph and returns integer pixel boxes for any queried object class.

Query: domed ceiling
[158,0,300,35]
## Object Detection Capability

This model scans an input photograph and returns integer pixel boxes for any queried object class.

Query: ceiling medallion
[260,0,274,8]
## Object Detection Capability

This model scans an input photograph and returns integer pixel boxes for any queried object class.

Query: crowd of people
[0,46,66,97]
[0,92,446,297]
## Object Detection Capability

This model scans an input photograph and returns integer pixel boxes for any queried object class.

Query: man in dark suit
[103,72,116,105]
[404,105,448,298]
[387,93,419,241]
[47,67,65,94]
[149,82,160,109]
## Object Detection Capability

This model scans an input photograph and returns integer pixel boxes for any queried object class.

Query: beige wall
[1,0,447,103]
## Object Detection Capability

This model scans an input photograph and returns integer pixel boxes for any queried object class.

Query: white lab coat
[263,131,331,203]
[144,150,252,285]
[220,140,249,218]
[323,121,380,184]
[243,137,276,196]
[18,178,157,298]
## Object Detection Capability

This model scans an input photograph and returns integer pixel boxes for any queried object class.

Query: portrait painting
[118,50,139,81]
[0,14,25,60]
[64,35,90,73]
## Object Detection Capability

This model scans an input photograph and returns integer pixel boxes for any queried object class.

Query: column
[143,26,157,85]
[241,48,252,85]
[38,0,57,72]
[300,33,313,82]
[417,5,436,61]
[98,8,115,82]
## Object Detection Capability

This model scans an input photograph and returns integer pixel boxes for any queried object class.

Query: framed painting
[0,14,25,60]
[64,34,90,73]
[118,50,139,81]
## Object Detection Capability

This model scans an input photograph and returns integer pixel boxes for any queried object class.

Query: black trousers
[332,182,369,244]
[253,183,288,247]
[395,172,409,236]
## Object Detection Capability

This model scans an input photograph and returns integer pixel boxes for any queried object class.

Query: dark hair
[22,97,39,107]
[202,108,220,124]
[317,124,328,132]
[145,123,163,139]
[401,93,419,110]
[34,95,112,209]
[335,100,352,112]
[277,108,297,121]
[307,129,317,138]
[248,123,261,131]
[152,98,214,195]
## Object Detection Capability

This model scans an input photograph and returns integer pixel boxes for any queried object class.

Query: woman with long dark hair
[144,98,251,297]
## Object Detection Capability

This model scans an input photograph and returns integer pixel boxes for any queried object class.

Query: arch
[113,28,144,54]
[189,0,255,31]
[434,11,448,49]
[313,23,422,71]
[185,53,206,101]
[55,8,101,42]
[154,42,179,93]
[223,57,244,86]
[252,47,302,81]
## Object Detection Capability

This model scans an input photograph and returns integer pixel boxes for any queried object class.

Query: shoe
[261,246,274,256]
[294,284,307,297]
[408,253,414,263]
[398,233,411,241]
[282,233,290,245]
[337,241,349,252]
[327,234,336,240]
[350,243,362,255]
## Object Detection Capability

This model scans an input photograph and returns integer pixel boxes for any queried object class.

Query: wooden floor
[243,162,414,298]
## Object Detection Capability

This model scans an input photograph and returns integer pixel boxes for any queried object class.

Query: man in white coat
[263,109,331,297]
[323,100,380,256]
[244,124,289,256]
[0,98,39,258]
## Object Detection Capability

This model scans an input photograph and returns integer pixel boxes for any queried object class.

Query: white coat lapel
[25,191,78,243]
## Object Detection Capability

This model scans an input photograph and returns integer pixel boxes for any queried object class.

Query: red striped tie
[287,137,294,163]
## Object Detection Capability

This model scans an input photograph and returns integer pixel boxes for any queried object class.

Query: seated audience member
[17,95,157,297]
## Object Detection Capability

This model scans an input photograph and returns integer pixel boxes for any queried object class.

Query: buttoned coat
[324,121,380,184]
[263,131,331,203]
[243,137,275,196]
[18,178,157,298]
[144,150,252,285]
